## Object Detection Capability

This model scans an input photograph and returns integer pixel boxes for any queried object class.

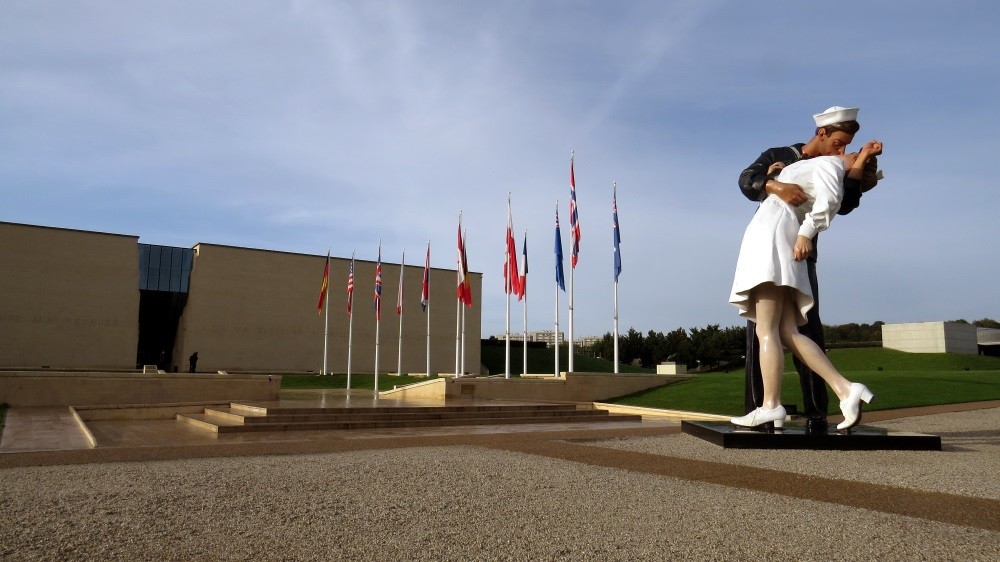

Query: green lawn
[480,344,652,377]
[280,373,435,390]
[280,348,1000,416]
[610,348,1000,415]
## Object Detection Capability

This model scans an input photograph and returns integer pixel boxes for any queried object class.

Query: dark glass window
[138,243,193,293]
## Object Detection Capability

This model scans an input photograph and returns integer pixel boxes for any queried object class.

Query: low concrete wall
[0,371,281,407]
[380,372,686,402]
[882,321,979,355]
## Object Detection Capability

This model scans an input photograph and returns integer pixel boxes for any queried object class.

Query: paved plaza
[1,395,998,561]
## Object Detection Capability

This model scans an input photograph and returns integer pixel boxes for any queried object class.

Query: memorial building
[0,221,481,374]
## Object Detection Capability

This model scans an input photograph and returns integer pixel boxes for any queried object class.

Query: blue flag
[613,186,622,282]
[555,206,566,291]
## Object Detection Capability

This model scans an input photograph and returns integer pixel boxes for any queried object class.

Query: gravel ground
[1,444,997,561]
[591,408,1000,500]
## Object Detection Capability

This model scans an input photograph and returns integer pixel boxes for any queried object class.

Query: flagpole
[455,212,462,377]
[323,250,330,376]
[613,181,622,374]
[554,201,562,378]
[614,281,620,373]
[397,249,405,376]
[374,239,382,396]
[425,240,431,378]
[461,228,468,376]
[347,251,355,390]
[554,280,560,377]
[504,194,511,379]
[522,229,528,376]
[568,151,576,374]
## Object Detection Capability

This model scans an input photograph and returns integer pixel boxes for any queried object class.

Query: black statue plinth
[681,420,942,451]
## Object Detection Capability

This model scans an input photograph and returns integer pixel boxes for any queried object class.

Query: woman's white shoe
[731,405,786,429]
[837,383,875,431]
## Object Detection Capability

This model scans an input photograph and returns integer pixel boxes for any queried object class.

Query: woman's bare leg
[752,283,784,410]
[777,290,851,400]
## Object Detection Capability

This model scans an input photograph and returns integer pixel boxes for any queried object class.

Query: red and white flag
[421,242,430,312]
[456,218,473,307]
[570,152,581,268]
[504,197,522,299]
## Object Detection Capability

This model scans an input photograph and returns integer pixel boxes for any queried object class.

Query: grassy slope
[613,348,1000,415]
[278,347,1000,416]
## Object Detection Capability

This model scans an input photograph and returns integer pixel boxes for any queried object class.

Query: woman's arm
[794,158,846,260]
[847,140,883,180]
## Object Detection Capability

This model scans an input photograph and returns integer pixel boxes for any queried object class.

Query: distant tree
[823,321,883,344]
[974,318,1000,329]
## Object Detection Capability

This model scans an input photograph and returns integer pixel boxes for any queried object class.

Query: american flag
[374,243,382,320]
[346,254,355,316]
[570,152,581,268]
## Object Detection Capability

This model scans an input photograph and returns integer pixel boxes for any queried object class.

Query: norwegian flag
[374,243,383,320]
[421,242,430,312]
[570,152,581,268]
[346,254,355,316]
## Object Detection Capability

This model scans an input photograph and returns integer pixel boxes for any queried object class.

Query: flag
[570,153,581,268]
[374,243,383,320]
[555,206,565,291]
[316,251,330,314]
[520,232,528,299]
[421,242,430,312]
[613,185,622,282]
[396,251,405,315]
[456,220,473,307]
[504,198,522,298]
[346,255,355,316]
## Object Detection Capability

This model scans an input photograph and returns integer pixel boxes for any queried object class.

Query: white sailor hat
[813,106,859,127]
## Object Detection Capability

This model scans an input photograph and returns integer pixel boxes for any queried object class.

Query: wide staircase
[177,402,641,434]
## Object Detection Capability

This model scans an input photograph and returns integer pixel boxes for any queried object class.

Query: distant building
[489,330,600,348]
[978,328,1000,357]
[881,321,979,355]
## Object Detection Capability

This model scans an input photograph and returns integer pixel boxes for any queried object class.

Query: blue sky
[3,1,998,338]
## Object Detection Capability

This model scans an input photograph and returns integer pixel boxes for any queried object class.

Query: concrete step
[229,408,606,425]
[193,412,643,433]
[227,402,580,416]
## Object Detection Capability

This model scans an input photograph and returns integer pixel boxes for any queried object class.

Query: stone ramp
[177,402,641,433]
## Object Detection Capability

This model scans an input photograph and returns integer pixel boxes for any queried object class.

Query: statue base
[681,420,941,451]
